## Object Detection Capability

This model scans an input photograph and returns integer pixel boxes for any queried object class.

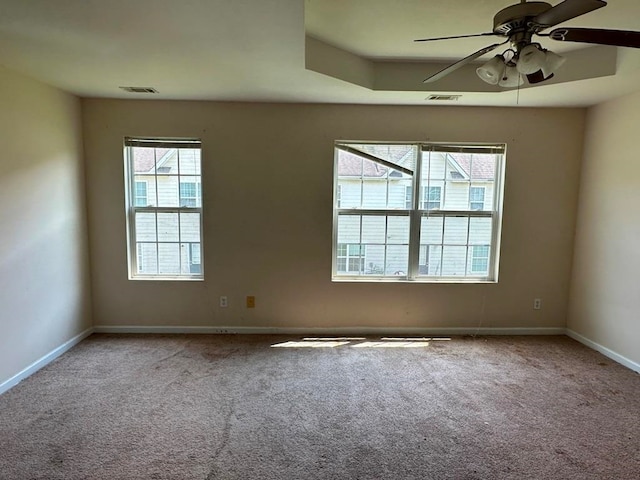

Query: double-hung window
[124,137,204,280]
[332,142,505,282]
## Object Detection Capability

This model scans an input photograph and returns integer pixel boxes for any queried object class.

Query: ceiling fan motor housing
[493,2,552,35]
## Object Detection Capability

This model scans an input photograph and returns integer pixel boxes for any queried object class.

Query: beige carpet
[0,334,639,479]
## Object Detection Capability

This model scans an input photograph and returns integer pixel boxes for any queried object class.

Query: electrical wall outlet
[533,298,542,310]
[246,296,255,308]
[219,296,228,308]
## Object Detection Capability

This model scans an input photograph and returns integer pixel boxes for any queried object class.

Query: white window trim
[124,137,204,281]
[332,142,505,283]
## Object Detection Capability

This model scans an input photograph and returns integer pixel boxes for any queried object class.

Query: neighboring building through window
[134,181,148,207]
[124,137,203,280]
[405,185,413,209]
[179,182,201,207]
[336,243,365,274]
[471,245,490,274]
[332,142,505,282]
[469,186,485,211]
[422,186,442,210]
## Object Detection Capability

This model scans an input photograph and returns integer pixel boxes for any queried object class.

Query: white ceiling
[0,0,639,107]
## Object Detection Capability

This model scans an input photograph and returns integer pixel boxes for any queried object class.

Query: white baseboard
[566,329,640,373]
[93,325,566,336]
[0,327,94,395]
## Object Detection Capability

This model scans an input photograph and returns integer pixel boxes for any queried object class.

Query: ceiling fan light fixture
[498,65,524,87]
[476,55,506,85]
[526,70,552,84]
[516,44,546,74]
[541,50,567,77]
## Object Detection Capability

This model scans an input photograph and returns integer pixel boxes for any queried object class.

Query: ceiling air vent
[426,95,461,101]
[119,86,159,94]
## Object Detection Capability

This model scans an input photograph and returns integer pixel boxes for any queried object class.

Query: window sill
[128,276,204,282]
[331,277,497,284]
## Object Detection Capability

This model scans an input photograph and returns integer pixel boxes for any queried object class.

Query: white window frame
[124,137,204,281]
[332,142,506,283]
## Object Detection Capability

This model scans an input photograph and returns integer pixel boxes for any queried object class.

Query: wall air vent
[426,95,461,101]
[119,86,159,94]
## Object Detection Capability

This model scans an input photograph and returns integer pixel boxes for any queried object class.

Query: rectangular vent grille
[119,86,159,94]
[427,95,461,101]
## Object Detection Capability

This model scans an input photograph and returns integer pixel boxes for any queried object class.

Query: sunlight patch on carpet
[271,337,442,348]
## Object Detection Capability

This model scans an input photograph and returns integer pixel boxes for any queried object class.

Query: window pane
[421,152,499,212]
[364,244,385,275]
[385,245,409,275]
[348,144,417,172]
[135,212,157,242]
[443,216,469,245]
[156,175,179,207]
[178,148,201,175]
[421,245,442,276]
[362,174,387,209]
[134,176,157,207]
[387,178,412,209]
[336,242,365,275]
[179,178,201,208]
[422,151,446,181]
[180,213,201,243]
[404,185,413,209]
[469,217,492,245]
[188,243,202,274]
[362,216,386,244]
[443,182,468,210]
[469,245,490,275]
[336,181,362,209]
[157,213,179,242]
[469,186,486,211]
[134,181,148,207]
[337,215,361,244]
[469,154,496,181]
[420,216,443,244]
[387,216,410,244]
[132,147,158,175]
[158,243,181,274]
[336,148,414,210]
[190,243,201,263]
[137,243,158,274]
[442,245,467,276]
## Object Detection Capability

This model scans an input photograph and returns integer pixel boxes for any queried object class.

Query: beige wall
[83,100,585,331]
[0,67,91,385]
[568,91,640,365]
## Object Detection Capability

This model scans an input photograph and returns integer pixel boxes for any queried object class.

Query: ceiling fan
[415,0,640,87]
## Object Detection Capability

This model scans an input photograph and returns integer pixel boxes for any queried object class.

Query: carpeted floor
[0,334,638,479]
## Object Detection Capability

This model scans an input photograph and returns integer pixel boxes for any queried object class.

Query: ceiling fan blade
[423,41,508,83]
[415,32,497,42]
[549,28,640,48]
[533,0,607,29]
